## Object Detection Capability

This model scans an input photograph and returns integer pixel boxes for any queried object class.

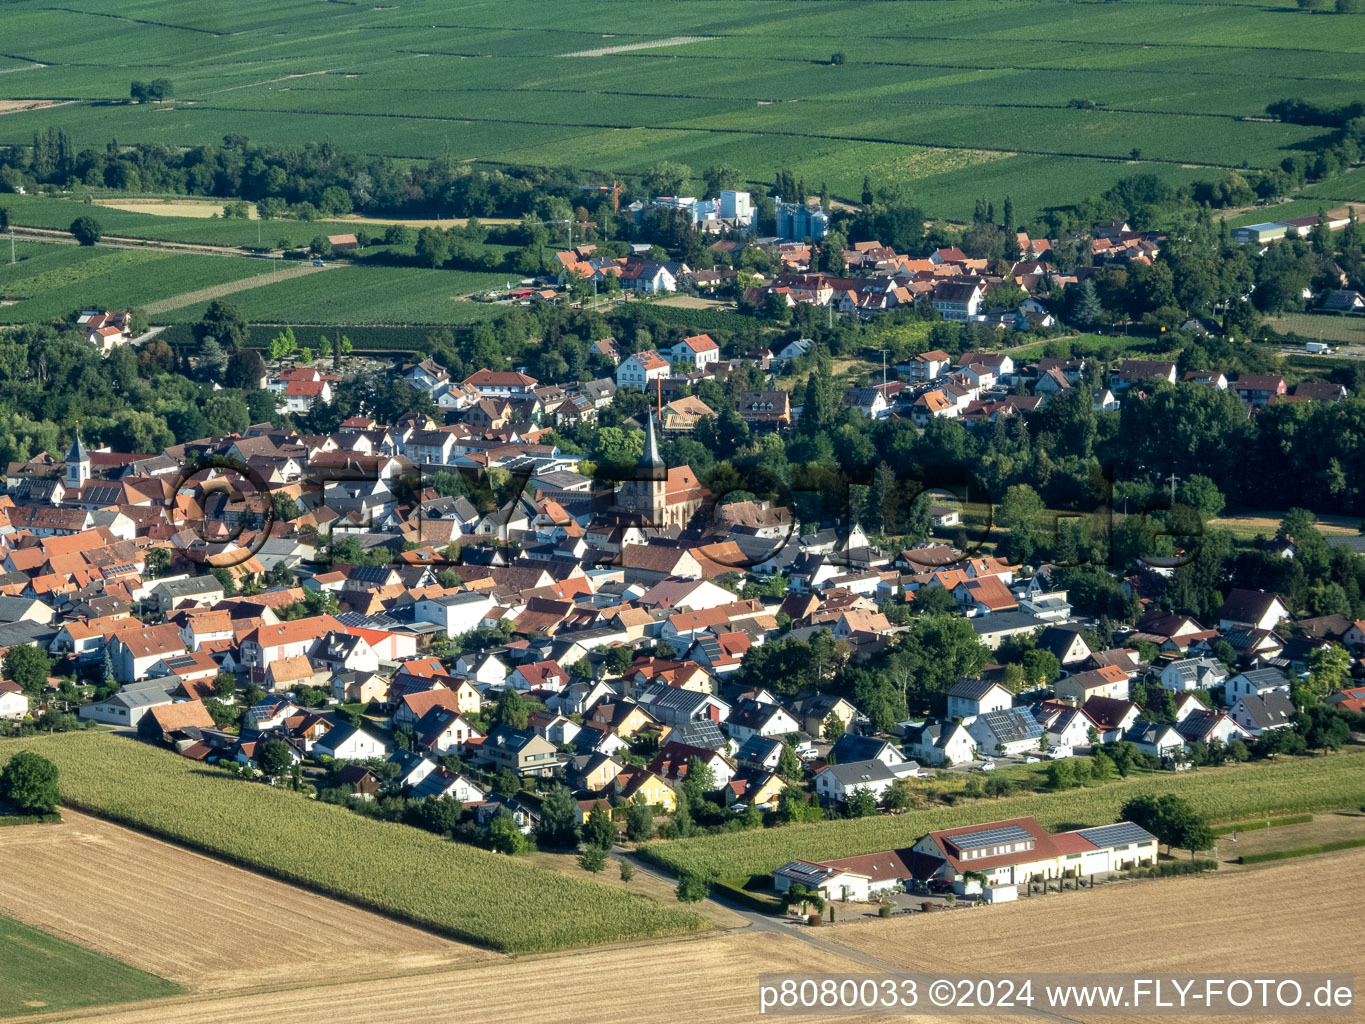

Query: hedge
[0,811,61,826]
[1213,814,1313,835]
[1238,838,1365,865]
[1126,858,1218,877]
[712,876,784,914]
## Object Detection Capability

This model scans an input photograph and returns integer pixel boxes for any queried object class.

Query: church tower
[66,431,90,490]
[615,387,670,527]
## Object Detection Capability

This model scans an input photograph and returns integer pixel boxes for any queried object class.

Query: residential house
[945,678,1013,722]
[813,758,922,804]
[1229,691,1296,736]
[1217,589,1289,632]
[1223,667,1291,705]
[481,725,564,776]
[616,350,671,391]
[314,722,391,761]
[966,707,1044,759]
[1053,665,1130,703]
[1159,657,1227,693]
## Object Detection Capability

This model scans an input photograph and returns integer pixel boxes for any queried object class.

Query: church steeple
[66,430,90,489]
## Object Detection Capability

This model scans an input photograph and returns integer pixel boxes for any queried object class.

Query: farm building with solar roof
[773,816,1157,902]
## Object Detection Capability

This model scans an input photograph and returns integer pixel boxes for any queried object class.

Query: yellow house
[614,767,677,811]
[451,680,482,715]
[587,700,661,739]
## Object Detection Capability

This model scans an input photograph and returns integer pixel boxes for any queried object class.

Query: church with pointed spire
[612,393,706,530]
[66,430,91,490]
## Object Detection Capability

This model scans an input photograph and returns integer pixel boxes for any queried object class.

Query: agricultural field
[0,241,274,323]
[15,850,1362,1024]
[157,263,510,325]
[642,749,1365,880]
[0,732,708,954]
[0,193,355,248]
[0,809,492,994]
[0,0,1361,219]
[0,911,183,1017]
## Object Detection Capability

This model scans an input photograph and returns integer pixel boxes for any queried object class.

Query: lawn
[0,732,707,954]
[0,0,1359,219]
[0,912,183,1017]
[641,749,1365,880]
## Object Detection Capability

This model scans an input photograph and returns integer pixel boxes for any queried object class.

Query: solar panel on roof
[951,824,1033,850]
[1075,822,1155,848]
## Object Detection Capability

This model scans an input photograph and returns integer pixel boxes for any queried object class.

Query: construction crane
[577,180,622,215]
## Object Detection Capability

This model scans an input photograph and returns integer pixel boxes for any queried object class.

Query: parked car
[1045,747,1073,760]
[312,258,327,267]
[1024,756,1040,764]
[978,761,996,771]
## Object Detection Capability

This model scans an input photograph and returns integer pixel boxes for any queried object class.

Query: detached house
[616,350,671,391]
[1229,691,1296,736]
[669,334,720,372]
[1217,589,1289,632]
[946,678,1013,722]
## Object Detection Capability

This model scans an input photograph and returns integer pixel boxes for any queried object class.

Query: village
[0,308,1362,916]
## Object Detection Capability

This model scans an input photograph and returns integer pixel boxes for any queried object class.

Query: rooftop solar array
[1075,822,1156,848]
[952,824,1034,850]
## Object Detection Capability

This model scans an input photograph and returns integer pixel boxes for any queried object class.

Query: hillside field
[0,0,1361,219]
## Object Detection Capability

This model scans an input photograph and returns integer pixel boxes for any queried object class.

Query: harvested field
[18,850,1362,1024]
[0,99,67,116]
[819,848,1365,1024]
[92,198,253,219]
[0,810,493,995]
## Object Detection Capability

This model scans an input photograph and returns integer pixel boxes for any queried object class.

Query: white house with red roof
[616,349,671,391]
[462,369,539,398]
[509,659,569,692]
[78,311,131,355]
[669,334,720,372]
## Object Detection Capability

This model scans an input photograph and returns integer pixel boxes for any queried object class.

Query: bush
[0,750,59,814]
[878,905,892,918]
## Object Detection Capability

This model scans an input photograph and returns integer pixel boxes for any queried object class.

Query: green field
[1,0,1360,219]
[0,241,274,323]
[1264,312,1365,346]
[0,912,183,1017]
[0,193,363,248]
[641,749,1365,880]
[0,732,707,954]
[156,264,509,325]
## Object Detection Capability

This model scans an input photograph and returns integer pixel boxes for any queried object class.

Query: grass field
[0,732,707,954]
[0,912,183,1017]
[1263,312,1365,346]
[642,749,1365,880]
[0,241,275,323]
[0,0,1359,220]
